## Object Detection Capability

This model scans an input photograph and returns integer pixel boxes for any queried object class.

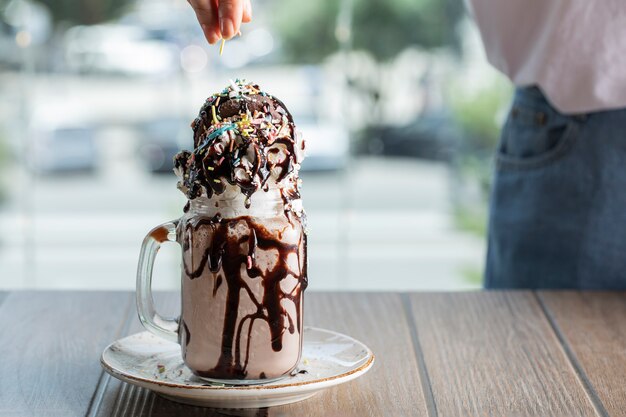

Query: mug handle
[136,220,180,343]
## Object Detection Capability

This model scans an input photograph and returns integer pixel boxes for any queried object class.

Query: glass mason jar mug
[136,192,308,384]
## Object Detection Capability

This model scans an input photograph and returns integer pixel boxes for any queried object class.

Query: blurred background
[0,0,512,291]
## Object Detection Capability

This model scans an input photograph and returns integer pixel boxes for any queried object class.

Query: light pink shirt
[468,1,626,114]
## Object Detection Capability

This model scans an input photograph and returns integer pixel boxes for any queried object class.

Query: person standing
[468,1,626,289]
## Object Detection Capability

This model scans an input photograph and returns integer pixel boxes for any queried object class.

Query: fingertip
[242,0,252,22]
[210,32,221,45]
[200,24,218,45]
[218,0,243,40]
[201,24,212,44]
[231,16,243,37]
[220,18,235,40]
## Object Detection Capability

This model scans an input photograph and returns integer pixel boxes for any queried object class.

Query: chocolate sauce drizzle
[181,320,191,346]
[174,81,304,209]
[289,368,308,377]
[181,214,307,379]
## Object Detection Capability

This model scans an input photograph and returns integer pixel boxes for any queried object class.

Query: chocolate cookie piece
[218,95,284,120]
[218,98,245,118]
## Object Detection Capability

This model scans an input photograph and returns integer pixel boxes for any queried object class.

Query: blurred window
[0,0,512,291]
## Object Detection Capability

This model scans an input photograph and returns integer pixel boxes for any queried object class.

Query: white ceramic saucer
[101,327,374,409]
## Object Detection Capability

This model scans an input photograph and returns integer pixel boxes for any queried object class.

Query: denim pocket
[496,97,579,170]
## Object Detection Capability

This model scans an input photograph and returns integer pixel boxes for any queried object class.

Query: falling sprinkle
[219,38,225,55]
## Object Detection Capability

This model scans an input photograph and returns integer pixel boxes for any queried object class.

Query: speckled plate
[100,327,374,409]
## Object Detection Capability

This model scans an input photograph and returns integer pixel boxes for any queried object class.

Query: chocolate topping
[174,80,305,209]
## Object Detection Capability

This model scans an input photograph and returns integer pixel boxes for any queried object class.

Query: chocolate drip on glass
[181,214,306,379]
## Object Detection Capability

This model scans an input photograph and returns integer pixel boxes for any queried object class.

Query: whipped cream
[186,184,304,219]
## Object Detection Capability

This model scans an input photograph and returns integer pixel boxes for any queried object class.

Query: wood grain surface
[539,291,626,417]
[0,291,132,417]
[407,292,601,417]
[91,292,180,417]
[3,291,625,417]
[281,292,429,416]
[92,292,428,417]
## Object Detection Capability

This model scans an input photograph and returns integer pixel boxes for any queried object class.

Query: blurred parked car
[64,24,179,76]
[297,115,349,171]
[355,113,458,161]
[30,125,97,174]
[137,117,187,174]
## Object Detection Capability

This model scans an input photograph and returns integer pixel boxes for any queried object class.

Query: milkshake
[172,80,307,382]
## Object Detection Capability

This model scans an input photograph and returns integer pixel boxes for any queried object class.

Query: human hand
[188,0,253,45]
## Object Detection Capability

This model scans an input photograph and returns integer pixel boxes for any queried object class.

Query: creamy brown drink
[172,80,307,382]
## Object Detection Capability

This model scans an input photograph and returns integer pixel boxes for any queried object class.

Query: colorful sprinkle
[206,124,236,142]
[211,105,218,124]
[229,79,240,92]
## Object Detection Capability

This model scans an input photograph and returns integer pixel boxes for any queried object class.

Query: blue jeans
[485,86,626,289]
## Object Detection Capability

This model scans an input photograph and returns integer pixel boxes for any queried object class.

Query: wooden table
[1,291,625,417]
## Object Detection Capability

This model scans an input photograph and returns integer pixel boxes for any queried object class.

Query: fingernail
[220,18,234,39]
[201,24,214,44]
